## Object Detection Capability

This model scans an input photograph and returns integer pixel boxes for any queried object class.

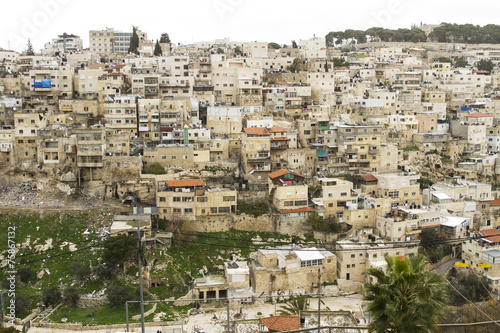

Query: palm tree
[364,255,448,333]
[277,295,309,316]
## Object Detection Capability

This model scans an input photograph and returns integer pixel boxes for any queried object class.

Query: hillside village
[2,24,500,331]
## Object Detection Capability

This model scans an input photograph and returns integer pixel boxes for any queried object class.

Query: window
[184,208,193,213]
[210,207,218,214]
[173,208,181,214]
[351,254,355,258]
[159,197,166,202]
[388,191,399,199]
[295,200,307,206]
[219,207,230,213]
[223,196,235,201]
[173,197,181,202]
[197,197,208,202]
[171,155,177,160]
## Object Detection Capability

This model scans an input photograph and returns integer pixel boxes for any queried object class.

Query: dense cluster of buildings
[3,25,500,295]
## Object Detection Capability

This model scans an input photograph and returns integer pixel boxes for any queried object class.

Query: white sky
[2,0,500,52]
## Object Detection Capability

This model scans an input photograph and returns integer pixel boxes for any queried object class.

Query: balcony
[271,144,289,150]
[193,85,214,92]
[369,148,379,154]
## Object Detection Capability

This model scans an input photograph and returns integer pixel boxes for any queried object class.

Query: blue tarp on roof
[316,150,327,157]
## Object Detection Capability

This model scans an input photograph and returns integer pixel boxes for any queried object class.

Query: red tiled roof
[280,208,314,214]
[166,179,205,187]
[260,316,300,332]
[478,229,500,242]
[276,81,289,85]
[268,169,304,179]
[421,224,441,229]
[359,174,378,182]
[270,127,287,133]
[115,64,126,68]
[490,198,500,206]
[465,112,492,118]
[243,127,270,135]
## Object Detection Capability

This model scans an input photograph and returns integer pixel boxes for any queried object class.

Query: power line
[424,249,500,329]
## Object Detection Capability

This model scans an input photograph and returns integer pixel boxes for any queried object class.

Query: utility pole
[317,268,321,333]
[125,302,129,332]
[226,291,230,333]
[0,290,5,328]
[137,219,145,333]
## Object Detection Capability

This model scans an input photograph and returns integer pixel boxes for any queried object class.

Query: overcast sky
[2,0,500,52]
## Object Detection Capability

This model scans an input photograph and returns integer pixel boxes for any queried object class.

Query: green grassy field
[0,211,319,324]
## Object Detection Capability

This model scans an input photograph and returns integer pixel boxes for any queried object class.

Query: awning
[316,150,327,157]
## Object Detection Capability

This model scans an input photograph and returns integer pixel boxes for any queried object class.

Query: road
[432,257,460,275]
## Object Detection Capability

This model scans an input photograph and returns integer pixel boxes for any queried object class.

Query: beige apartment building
[241,127,271,184]
[337,124,382,173]
[336,231,418,283]
[89,27,148,54]
[156,179,237,220]
[250,246,336,295]
[462,229,500,294]
[104,94,138,134]
[311,177,358,222]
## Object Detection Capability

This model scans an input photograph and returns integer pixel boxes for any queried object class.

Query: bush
[63,286,81,308]
[17,267,34,284]
[237,202,269,217]
[42,286,62,307]
[148,163,166,175]
[107,284,130,308]
[15,295,31,316]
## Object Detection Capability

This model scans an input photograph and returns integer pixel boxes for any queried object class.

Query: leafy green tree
[332,57,349,68]
[102,234,138,267]
[0,327,20,333]
[94,263,117,281]
[216,47,224,54]
[159,33,171,45]
[455,58,469,68]
[107,284,130,307]
[63,286,81,308]
[26,39,34,55]
[15,295,31,316]
[307,213,341,233]
[154,40,162,56]
[438,57,453,63]
[291,40,298,48]
[73,262,91,282]
[477,59,494,72]
[234,46,242,55]
[288,57,302,73]
[17,266,34,284]
[449,271,492,306]
[42,286,62,307]
[364,255,448,332]
[148,162,166,175]
[277,295,310,315]
[268,42,281,49]
[128,26,140,55]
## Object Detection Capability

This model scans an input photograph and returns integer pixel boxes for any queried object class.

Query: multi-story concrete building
[156,179,237,220]
[250,246,336,295]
